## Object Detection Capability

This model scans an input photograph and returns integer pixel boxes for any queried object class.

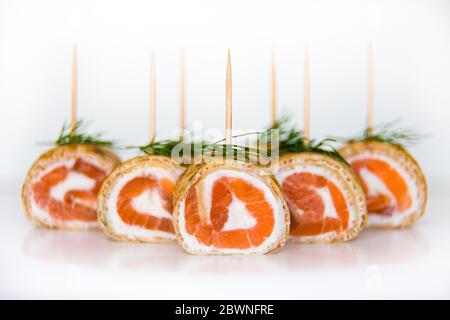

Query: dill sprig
[130,115,350,165]
[132,136,263,164]
[46,120,117,147]
[259,115,348,165]
[204,143,262,163]
[339,119,426,148]
[136,138,184,157]
[134,138,209,158]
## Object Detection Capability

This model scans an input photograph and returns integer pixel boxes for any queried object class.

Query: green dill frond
[131,135,264,164]
[136,138,182,157]
[133,138,210,159]
[129,114,349,166]
[51,120,117,147]
[204,143,262,163]
[339,119,426,148]
[258,114,348,165]
[278,129,347,164]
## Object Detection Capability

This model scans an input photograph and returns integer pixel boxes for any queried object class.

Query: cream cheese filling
[222,195,257,231]
[50,171,96,204]
[131,189,172,219]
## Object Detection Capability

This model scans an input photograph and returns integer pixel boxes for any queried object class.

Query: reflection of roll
[276,152,367,243]
[98,156,184,242]
[173,157,290,255]
[22,228,112,266]
[22,145,120,230]
[339,141,427,228]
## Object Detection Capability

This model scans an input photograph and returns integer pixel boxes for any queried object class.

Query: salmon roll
[339,140,427,228]
[276,152,367,243]
[173,157,290,255]
[98,155,184,242]
[22,144,120,230]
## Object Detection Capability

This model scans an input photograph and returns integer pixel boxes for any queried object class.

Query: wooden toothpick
[70,45,78,135]
[225,49,232,145]
[149,50,156,143]
[179,49,186,133]
[271,48,277,124]
[303,46,310,143]
[367,41,374,135]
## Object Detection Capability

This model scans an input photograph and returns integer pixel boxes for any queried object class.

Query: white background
[1,0,450,299]
[1,0,449,182]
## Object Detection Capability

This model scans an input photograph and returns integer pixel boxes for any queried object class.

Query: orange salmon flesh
[116,176,176,234]
[349,158,412,216]
[32,158,107,222]
[281,172,349,237]
[184,176,276,249]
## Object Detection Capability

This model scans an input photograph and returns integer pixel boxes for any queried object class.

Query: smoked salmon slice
[282,172,349,236]
[276,152,367,243]
[339,141,427,228]
[22,145,120,230]
[98,156,183,242]
[173,158,290,255]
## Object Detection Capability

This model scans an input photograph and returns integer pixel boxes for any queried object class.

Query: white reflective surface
[1,183,449,299]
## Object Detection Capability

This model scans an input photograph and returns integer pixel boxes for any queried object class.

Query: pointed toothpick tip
[225,49,232,145]
[304,46,310,62]
[179,49,186,134]
[271,47,277,124]
[367,41,374,134]
[149,50,157,143]
[303,45,311,143]
[151,50,156,63]
[70,45,78,135]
